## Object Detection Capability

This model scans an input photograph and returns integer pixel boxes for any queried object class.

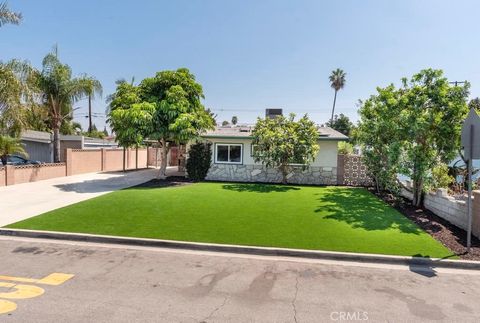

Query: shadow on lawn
[316,188,422,234]
[222,183,300,193]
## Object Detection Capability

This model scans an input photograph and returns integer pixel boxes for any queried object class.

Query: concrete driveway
[0,236,479,322]
[0,168,157,227]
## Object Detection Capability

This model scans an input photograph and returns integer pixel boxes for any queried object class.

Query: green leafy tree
[252,113,319,184]
[139,68,215,178]
[108,103,155,171]
[326,113,353,137]
[468,97,480,111]
[338,141,353,155]
[357,85,403,194]
[0,2,22,27]
[221,120,229,126]
[0,135,27,165]
[106,79,141,113]
[0,59,36,136]
[186,141,212,181]
[357,69,469,206]
[231,116,238,125]
[329,68,346,123]
[61,119,82,135]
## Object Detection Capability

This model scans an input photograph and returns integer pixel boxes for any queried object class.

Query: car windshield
[8,156,26,163]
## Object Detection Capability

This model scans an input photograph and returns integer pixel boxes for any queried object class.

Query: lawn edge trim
[1,228,478,270]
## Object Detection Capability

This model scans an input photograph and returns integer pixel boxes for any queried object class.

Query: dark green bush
[186,142,212,181]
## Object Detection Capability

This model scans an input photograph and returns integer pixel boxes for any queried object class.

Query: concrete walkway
[0,168,159,227]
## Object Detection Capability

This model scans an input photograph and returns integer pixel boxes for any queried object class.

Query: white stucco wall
[207,137,339,168]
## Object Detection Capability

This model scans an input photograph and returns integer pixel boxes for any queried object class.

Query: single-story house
[200,110,348,185]
[21,130,118,163]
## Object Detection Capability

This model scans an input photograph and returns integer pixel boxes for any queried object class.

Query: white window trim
[214,143,243,164]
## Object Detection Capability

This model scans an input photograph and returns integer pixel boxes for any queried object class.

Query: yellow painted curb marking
[0,273,74,286]
[0,272,74,315]
[0,299,17,314]
[0,282,44,299]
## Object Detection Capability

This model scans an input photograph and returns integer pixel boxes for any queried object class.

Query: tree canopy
[107,68,215,178]
[357,69,470,206]
[326,113,353,137]
[0,2,22,27]
[251,114,319,184]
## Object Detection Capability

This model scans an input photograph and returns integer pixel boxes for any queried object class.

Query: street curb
[1,228,479,270]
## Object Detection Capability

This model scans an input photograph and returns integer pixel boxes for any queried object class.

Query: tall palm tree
[80,76,103,133]
[36,49,90,162]
[0,2,22,27]
[0,135,27,165]
[329,68,346,124]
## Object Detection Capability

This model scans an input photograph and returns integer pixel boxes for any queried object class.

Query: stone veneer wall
[205,164,337,185]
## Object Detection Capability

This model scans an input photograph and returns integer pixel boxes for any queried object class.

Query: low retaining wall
[401,183,480,238]
[205,164,337,185]
[1,147,157,186]
[13,163,66,185]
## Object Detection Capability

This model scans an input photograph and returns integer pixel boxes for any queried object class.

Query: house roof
[201,125,349,141]
[21,130,117,146]
[21,130,53,144]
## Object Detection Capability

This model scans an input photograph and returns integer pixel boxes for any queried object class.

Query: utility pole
[88,94,93,133]
[449,81,467,86]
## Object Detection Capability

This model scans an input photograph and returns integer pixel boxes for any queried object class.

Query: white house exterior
[201,125,348,185]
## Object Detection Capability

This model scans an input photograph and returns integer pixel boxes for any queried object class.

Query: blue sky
[2,0,480,130]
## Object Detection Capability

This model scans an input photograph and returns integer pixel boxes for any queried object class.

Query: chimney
[265,108,283,119]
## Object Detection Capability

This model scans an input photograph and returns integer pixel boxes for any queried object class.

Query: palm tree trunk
[53,125,61,163]
[330,90,338,124]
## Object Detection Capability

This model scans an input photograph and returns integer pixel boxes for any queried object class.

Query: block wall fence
[1,148,158,186]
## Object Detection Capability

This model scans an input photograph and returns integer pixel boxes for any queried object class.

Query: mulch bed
[133,176,194,189]
[371,188,480,260]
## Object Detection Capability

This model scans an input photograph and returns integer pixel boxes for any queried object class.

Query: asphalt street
[0,236,479,322]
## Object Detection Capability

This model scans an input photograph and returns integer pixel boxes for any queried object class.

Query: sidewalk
[0,168,158,227]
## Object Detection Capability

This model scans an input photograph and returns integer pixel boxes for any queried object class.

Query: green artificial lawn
[7,183,455,258]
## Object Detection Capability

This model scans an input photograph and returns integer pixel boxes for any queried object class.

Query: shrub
[186,142,212,181]
[338,141,353,155]
[429,163,454,191]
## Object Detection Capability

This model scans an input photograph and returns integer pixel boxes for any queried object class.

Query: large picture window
[215,144,243,164]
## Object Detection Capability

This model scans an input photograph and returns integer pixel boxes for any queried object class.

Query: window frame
[214,143,243,165]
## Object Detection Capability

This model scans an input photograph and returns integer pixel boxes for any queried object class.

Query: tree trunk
[412,178,423,207]
[330,90,338,124]
[280,164,288,184]
[135,146,138,170]
[157,139,168,179]
[375,175,380,193]
[53,125,61,163]
[123,147,126,172]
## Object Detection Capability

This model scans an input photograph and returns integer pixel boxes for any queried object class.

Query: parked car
[5,155,42,166]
